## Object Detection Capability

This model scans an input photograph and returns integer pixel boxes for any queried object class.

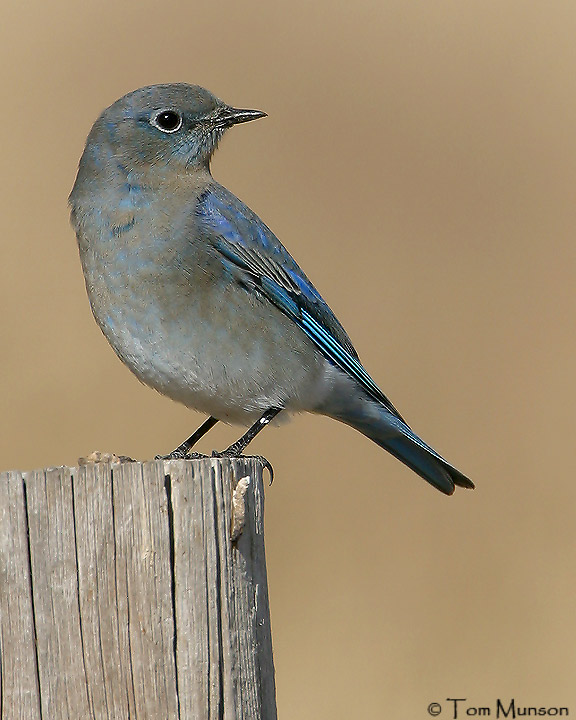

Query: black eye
[151,109,183,133]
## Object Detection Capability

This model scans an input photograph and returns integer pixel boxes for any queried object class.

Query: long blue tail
[327,399,474,495]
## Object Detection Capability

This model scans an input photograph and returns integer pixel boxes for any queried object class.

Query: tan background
[1,1,575,717]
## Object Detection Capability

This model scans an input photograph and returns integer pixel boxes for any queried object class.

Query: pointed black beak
[214,106,267,129]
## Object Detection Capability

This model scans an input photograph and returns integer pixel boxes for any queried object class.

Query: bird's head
[81,83,266,174]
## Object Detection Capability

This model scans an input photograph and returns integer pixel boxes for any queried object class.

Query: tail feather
[381,431,474,495]
[327,398,474,495]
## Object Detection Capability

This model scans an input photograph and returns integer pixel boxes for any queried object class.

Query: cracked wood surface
[0,459,276,720]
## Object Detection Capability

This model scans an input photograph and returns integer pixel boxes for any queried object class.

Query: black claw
[257,456,274,485]
[209,451,274,484]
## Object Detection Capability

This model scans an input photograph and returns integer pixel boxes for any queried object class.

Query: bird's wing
[196,184,405,420]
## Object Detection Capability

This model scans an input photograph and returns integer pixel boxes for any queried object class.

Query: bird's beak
[213,106,267,128]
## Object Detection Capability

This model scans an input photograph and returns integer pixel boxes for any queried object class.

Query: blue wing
[196,184,405,420]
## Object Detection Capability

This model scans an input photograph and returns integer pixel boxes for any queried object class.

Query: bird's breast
[76,212,330,422]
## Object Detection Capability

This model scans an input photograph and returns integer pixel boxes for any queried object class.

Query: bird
[69,83,473,495]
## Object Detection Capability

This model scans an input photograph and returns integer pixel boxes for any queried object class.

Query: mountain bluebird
[70,83,473,495]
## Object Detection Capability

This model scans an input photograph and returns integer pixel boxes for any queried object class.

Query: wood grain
[0,459,276,719]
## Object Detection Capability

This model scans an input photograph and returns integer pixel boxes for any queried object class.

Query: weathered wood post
[0,458,276,719]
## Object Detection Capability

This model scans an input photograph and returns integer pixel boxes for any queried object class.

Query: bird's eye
[151,110,183,133]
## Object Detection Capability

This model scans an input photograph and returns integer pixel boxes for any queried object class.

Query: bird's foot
[155,448,274,483]
[211,450,275,484]
[155,450,210,460]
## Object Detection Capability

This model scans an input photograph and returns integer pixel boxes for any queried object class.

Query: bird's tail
[325,396,474,495]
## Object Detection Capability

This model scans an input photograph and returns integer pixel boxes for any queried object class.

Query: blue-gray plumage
[69,83,474,495]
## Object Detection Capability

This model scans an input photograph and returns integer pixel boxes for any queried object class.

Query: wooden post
[0,458,276,719]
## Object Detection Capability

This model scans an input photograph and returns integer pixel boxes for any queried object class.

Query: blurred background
[1,1,575,716]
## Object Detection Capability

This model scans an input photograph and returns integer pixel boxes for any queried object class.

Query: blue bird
[70,83,473,495]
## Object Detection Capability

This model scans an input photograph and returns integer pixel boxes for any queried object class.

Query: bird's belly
[89,274,329,423]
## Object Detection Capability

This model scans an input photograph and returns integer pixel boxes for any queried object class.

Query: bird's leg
[213,408,281,484]
[218,407,282,456]
[156,416,220,459]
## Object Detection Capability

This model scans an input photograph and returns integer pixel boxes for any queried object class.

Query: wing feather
[196,184,405,421]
